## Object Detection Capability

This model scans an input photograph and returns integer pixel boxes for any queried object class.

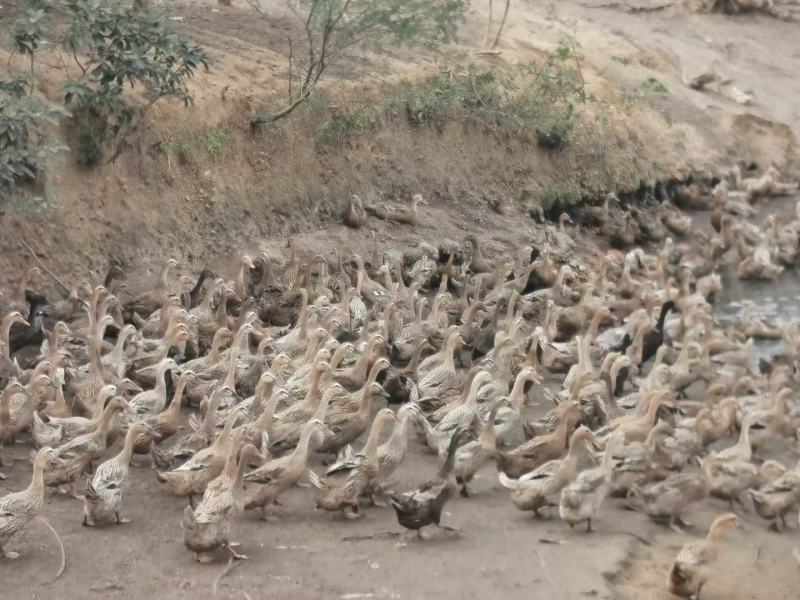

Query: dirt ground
[2,1,800,598]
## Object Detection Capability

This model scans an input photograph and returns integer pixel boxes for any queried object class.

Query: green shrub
[203,126,231,159]
[538,182,581,217]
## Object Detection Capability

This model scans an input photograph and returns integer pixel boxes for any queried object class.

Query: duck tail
[306,469,326,490]
[498,471,520,491]
[150,440,171,470]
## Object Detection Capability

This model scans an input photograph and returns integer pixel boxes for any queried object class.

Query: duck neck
[26,457,48,509]
[656,303,672,331]
[465,377,483,408]
[0,388,12,424]
[509,373,530,411]
[51,377,67,414]
[214,294,230,327]
[363,417,386,466]
[388,411,413,450]
[167,377,189,418]
[255,389,281,430]
[304,365,326,411]
[291,425,317,466]
[479,404,501,449]
[587,309,605,342]
[207,332,226,364]
[366,361,385,385]
[1,316,17,349]
[706,518,733,545]
[358,387,375,417]
[99,405,119,435]
[155,364,170,404]
[118,427,140,465]
[110,328,132,365]
[223,345,239,389]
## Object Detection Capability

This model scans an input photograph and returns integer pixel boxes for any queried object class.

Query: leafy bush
[61,0,210,166]
[402,41,589,149]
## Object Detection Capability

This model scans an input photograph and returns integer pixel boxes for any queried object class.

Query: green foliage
[161,125,231,164]
[610,55,630,66]
[61,0,210,165]
[619,76,671,126]
[0,75,69,207]
[12,0,52,58]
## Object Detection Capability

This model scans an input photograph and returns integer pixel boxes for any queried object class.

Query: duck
[704,455,778,510]
[33,384,118,447]
[156,405,245,505]
[183,436,262,563]
[342,194,367,229]
[244,419,325,519]
[365,193,427,226]
[628,457,713,531]
[0,447,60,560]
[389,429,465,540]
[609,211,636,249]
[736,242,784,281]
[150,390,223,468]
[83,421,155,526]
[309,408,395,518]
[500,400,581,478]
[748,465,800,532]
[453,399,507,497]
[134,370,197,452]
[559,444,614,532]
[641,300,678,363]
[44,397,130,497]
[498,426,599,517]
[668,513,739,599]
[711,412,762,463]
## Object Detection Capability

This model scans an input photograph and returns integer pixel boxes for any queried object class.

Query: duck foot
[368,493,389,508]
[115,512,131,524]
[195,553,213,564]
[437,524,461,534]
[82,515,96,528]
[225,543,248,561]
[460,485,471,498]
[1,550,20,559]
[0,472,6,481]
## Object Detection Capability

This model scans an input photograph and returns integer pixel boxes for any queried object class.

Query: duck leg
[460,483,471,498]
[115,512,131,525]
[586,518,593,533]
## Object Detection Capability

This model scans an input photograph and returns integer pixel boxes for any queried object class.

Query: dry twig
[37,516,66,580]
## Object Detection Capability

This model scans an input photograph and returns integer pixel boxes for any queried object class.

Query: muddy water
[696,195,800,361]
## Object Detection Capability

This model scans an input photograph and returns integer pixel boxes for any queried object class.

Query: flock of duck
[1,164,799,597]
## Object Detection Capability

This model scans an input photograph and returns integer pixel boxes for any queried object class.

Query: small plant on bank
[249,0,468,129]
